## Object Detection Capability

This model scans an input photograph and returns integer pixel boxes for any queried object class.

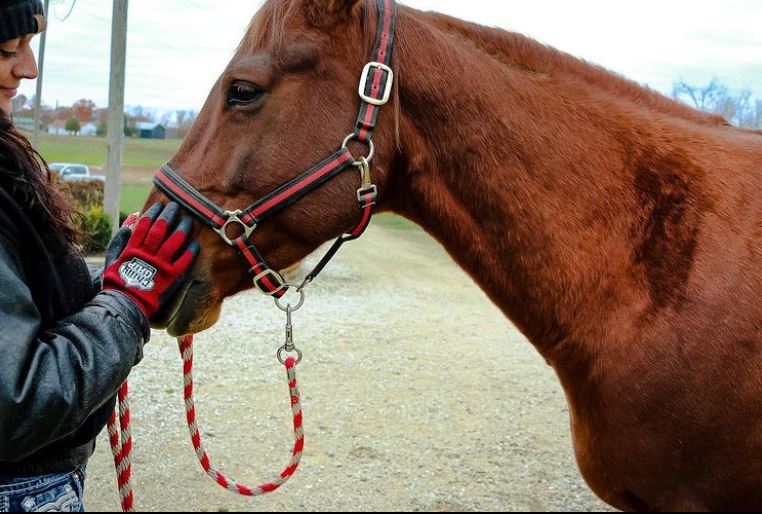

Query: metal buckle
[356,185,378,204]
[358,61,394,106]
[252,269,286,296]
[214,210,256,247]
[354,156,377,203]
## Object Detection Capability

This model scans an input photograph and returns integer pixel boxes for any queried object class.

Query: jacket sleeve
[87,263,104,292]
[0,236,150,462]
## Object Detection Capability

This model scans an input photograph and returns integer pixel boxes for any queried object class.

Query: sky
[17,0,762,113]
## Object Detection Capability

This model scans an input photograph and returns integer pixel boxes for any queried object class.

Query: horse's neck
[386,8,711,359]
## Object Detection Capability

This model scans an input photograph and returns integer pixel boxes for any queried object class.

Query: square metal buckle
[252,269,286,296]
[358,62,394,106]
[356,185,378,204]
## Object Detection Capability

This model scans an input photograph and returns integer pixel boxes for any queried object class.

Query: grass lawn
[120,184,153,214]
[33,134,180,213]
[37,133,182,169]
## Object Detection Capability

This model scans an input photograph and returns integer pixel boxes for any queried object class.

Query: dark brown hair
[0,112,80,254]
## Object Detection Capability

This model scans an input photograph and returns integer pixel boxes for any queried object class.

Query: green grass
[36,133,182,169]
[373,213,419,231]
[120,184,153,214]
[33,134,180,213]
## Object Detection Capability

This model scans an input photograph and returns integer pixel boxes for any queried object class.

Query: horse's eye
[226,81,263,108]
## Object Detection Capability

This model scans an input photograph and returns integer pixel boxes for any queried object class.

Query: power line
[53,0,77,22]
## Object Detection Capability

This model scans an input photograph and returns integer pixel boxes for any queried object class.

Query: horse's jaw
[151,269,222,337]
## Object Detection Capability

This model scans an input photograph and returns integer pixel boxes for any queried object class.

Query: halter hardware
[215,210,256,247]
[359,61,394,106]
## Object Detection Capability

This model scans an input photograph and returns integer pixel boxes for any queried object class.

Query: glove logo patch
[119,258,157,291]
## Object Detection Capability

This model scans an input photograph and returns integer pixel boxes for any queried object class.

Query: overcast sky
[17,0,762,113]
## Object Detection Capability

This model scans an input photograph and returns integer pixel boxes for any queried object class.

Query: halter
[153,0,397,298]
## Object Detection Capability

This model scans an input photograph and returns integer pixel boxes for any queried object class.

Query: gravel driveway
[84,218,612,512]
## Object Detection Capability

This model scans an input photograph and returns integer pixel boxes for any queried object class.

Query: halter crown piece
[153,0,397,298]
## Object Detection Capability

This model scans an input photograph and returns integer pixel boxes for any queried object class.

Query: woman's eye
[226,81,263,108]
[0,49,18,58]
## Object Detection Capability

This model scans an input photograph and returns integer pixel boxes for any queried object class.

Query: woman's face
[0,35,38,116]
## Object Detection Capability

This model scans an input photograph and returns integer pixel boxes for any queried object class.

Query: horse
[146,0,762,510]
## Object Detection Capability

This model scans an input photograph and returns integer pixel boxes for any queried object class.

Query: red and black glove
[103,202,200,320]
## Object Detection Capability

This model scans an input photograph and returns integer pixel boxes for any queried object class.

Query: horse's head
[147,0,399,336]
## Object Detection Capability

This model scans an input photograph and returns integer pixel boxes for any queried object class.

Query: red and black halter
[153,0,397,298]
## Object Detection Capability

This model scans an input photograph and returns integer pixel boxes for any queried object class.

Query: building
[48,119,69,135]
[12,116,40,133]
[80,122,98,137]
[136,122,166,140]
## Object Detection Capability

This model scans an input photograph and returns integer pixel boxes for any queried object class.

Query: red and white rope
[107,211,139,512]
[107,381,134,512]
[179,335,305,495]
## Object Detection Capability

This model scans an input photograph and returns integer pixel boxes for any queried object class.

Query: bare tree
[175,110,187,128]
[673,78,762,129]
[12,94,28,114]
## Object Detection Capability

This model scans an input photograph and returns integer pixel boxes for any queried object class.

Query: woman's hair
[0,112,80,254]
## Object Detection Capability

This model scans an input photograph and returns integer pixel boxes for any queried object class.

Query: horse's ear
[304,0,364,28]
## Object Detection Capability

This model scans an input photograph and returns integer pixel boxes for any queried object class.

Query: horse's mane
[421,11,730,128]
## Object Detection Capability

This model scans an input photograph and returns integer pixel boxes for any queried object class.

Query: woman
[0,1,198,511]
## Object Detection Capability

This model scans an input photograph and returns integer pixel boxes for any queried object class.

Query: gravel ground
[84,221,613,512]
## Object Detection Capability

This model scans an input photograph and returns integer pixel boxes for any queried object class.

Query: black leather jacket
[0,185,150,475]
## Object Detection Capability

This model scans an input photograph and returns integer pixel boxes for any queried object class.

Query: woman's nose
[13,45,39,80]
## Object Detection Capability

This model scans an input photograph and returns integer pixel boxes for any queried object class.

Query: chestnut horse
[147,0,762,510]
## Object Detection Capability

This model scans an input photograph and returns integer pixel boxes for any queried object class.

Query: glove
[103,202,200,319]
[102,212,140,271]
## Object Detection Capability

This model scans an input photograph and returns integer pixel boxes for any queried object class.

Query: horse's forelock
[240,0,303,55]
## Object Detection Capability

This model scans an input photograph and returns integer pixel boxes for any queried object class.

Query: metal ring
[277,346,303,366]
[274,284,306,312]
[214,211,255,247]
[342,133,375,166]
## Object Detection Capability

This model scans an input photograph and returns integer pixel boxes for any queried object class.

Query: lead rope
[107,382,134,512]
[108,214,138,513]
[107,337,303,512]
[178,334,304,495]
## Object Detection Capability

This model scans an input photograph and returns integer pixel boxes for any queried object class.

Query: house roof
[136,122,164,130]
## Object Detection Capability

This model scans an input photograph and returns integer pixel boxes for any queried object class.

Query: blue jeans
[0,469,85,512]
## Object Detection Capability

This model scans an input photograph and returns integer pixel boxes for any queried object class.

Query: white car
[49,163,106,182]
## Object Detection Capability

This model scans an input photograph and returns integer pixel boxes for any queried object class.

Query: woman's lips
[0,88,17,98]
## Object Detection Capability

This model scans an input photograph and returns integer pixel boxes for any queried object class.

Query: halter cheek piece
[153,0,397,298]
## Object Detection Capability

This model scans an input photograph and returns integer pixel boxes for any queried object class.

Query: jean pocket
[18,475,81,513]
[71,468,86,499]
[0,495,8,513]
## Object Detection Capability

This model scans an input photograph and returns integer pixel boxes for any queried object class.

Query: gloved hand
[103,202,200,320]
[101,212,139,268]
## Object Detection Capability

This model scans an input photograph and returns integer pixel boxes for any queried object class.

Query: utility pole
[32,0,50,150]
[105,0,128,235]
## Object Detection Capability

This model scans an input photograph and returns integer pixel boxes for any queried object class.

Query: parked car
[49,163,106,182]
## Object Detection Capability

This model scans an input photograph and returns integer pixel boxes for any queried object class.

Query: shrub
[78,205,112,254]
[49,172,75,206]
[50,177,111,254]
[67,180,104,210]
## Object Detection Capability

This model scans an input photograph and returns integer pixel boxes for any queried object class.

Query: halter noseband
[153,0,397,298]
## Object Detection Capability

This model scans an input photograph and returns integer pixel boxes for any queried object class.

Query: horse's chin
[151,278,221,337]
